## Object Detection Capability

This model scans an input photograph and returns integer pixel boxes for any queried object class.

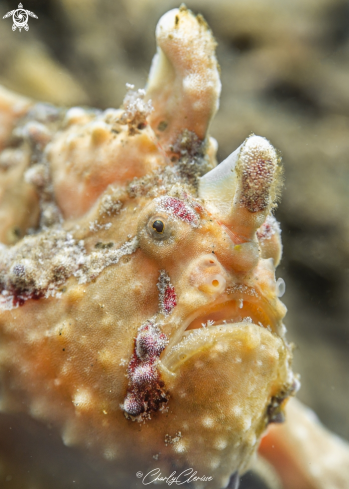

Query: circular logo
[13,9,28,28]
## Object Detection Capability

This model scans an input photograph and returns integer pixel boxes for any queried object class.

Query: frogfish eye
[146,215,171,241]
[152,220,165,233]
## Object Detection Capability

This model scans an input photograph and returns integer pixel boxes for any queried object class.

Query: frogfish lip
[161,321,280,375]
[161,291,281,371]
[185,297,275,332]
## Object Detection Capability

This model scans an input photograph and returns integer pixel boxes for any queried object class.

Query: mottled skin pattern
[0,7,306,489]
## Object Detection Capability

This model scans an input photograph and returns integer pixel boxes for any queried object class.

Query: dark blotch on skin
[157,121,168,132]
[95,242,114,249]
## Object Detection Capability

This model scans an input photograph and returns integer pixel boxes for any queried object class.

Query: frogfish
[2,6,335,489]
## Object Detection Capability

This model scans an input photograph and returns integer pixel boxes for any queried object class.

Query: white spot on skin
[104,447,118,460]
[242,417,252,431]
[72,389,92,409]
[202,416,215,428]
[194,360,204,369]
[231,405,242,417]
[210,457,221,470]
[173,441,187,453]
[214,438,228,450]
[214,342,229,353]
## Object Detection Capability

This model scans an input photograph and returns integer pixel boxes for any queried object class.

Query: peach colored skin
[48,115,166,219]
[0,181,290,489]
[0,7,290,489]
[0,86,31,151]
[0,87,39,243]
[260,398,349,489]
[1,6,346,489]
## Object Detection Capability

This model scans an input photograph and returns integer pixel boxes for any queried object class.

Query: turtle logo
[3,3,38,32]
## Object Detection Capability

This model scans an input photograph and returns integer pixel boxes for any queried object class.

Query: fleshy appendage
[146,6,221,155]
[260,398,349,489]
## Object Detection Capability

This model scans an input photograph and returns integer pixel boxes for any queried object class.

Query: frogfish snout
[189,254,227,296]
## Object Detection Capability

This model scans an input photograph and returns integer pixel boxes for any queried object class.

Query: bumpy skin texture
[0,7,297,489]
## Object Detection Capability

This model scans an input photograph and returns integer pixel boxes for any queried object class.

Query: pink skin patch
[164,284,177,315]
[123,321,168,419]
[257,222,272,240]
[160,197,198,225]
[157,270,177,316]
[256,216,280,241]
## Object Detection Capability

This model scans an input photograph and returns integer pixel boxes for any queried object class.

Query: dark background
[0,0,348,485]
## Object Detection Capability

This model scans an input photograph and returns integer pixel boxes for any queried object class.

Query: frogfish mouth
[0,6,297,489]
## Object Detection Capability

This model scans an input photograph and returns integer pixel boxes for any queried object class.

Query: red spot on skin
[162,197,197,224]
[0,288,45,308]
[257,222,272,240]
[157,271,177,316]
[164,284,177,315]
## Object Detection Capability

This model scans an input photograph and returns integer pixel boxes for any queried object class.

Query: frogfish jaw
[153,273,291,488]
[161,322,292,488]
